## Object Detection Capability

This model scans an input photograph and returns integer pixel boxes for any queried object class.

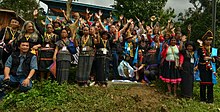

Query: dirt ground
[108,82,171,111]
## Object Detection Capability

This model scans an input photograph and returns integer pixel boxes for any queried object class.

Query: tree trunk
[66,0,73,21]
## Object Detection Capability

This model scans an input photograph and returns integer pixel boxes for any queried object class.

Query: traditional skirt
[56,60,71,84]
[160,60,181,84]
[180,62,194,97]
[95,55,109,84]
[76,56,94,83]
[38,48,54,72]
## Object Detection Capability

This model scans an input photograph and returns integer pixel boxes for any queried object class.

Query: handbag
[61,39,77,66]
[62,39,77,54]
[171,46,179,68]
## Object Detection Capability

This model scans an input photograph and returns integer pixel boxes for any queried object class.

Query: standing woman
[197,30,217,103]
[39,24,59,80]
[94,31,111,87]
[160,37,183,96]
[33,9,59,80]
[76,26,95,86]
[53,28,74,84]
[179,41,197,98]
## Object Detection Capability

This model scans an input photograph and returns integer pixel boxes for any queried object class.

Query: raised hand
[168,19,171,23]
[98,10,103,17]
[119,15,124,20]
[135,16,140,22]
[109,12,112,17]
[170,23,174,29]
[33,9,38,18]
[141,20,145,25]
[89,13,93,18]
[95,13,100,19]
[127,18,133,23]
[47,16,53,22]
[56,16,60,20]
[80,18,85,24]
[181,35,187,42]
[197,39,203,46]
[188,24,191,31]
[61,9,65,14]
[171,27,175,32]
[146,26,151,31]
[86,8,90,14]
[41,20,46,26]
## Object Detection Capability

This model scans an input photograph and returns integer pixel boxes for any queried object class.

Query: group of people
[0,8,218,103]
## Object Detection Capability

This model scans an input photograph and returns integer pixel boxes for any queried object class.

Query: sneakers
[89,81,96,86]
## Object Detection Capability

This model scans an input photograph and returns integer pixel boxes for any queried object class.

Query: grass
[0,67,220,112]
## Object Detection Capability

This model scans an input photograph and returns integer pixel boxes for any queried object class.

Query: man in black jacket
[0,37,38,93]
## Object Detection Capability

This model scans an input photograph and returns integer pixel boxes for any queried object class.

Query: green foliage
[178,0,220,47]
[161,82,220,112]
[0,79,220,111]
[113,0,176,26]
[0,0,38,20]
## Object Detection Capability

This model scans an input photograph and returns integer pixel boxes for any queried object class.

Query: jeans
[112,51,119,79]
[0,75,32,92]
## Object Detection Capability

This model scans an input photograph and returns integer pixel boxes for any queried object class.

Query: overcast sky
[40,0,193,15]
[165,0,193,14]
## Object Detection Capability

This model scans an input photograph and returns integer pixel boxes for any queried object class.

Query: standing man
[0,17,21,64]
[197,30,217,103]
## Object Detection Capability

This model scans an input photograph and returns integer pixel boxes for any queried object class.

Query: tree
[178,0,220,47]
[113,0,176,26]
[66,0,73,21]
[0,0,38,20]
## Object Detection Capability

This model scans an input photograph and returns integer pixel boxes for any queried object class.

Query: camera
[0,79,10,92]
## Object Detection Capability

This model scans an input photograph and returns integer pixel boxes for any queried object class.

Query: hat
[202,30,213,41]
[125,30,133,40]
[150,16,156,21]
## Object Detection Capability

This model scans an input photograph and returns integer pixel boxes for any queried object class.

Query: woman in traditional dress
[179,41,197,98]
[38,24,59,80]
[94,31,111,87]
[53,28,74,84]
[160,37,183,96]
[76,26,95,86]
[197,30,217,103]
